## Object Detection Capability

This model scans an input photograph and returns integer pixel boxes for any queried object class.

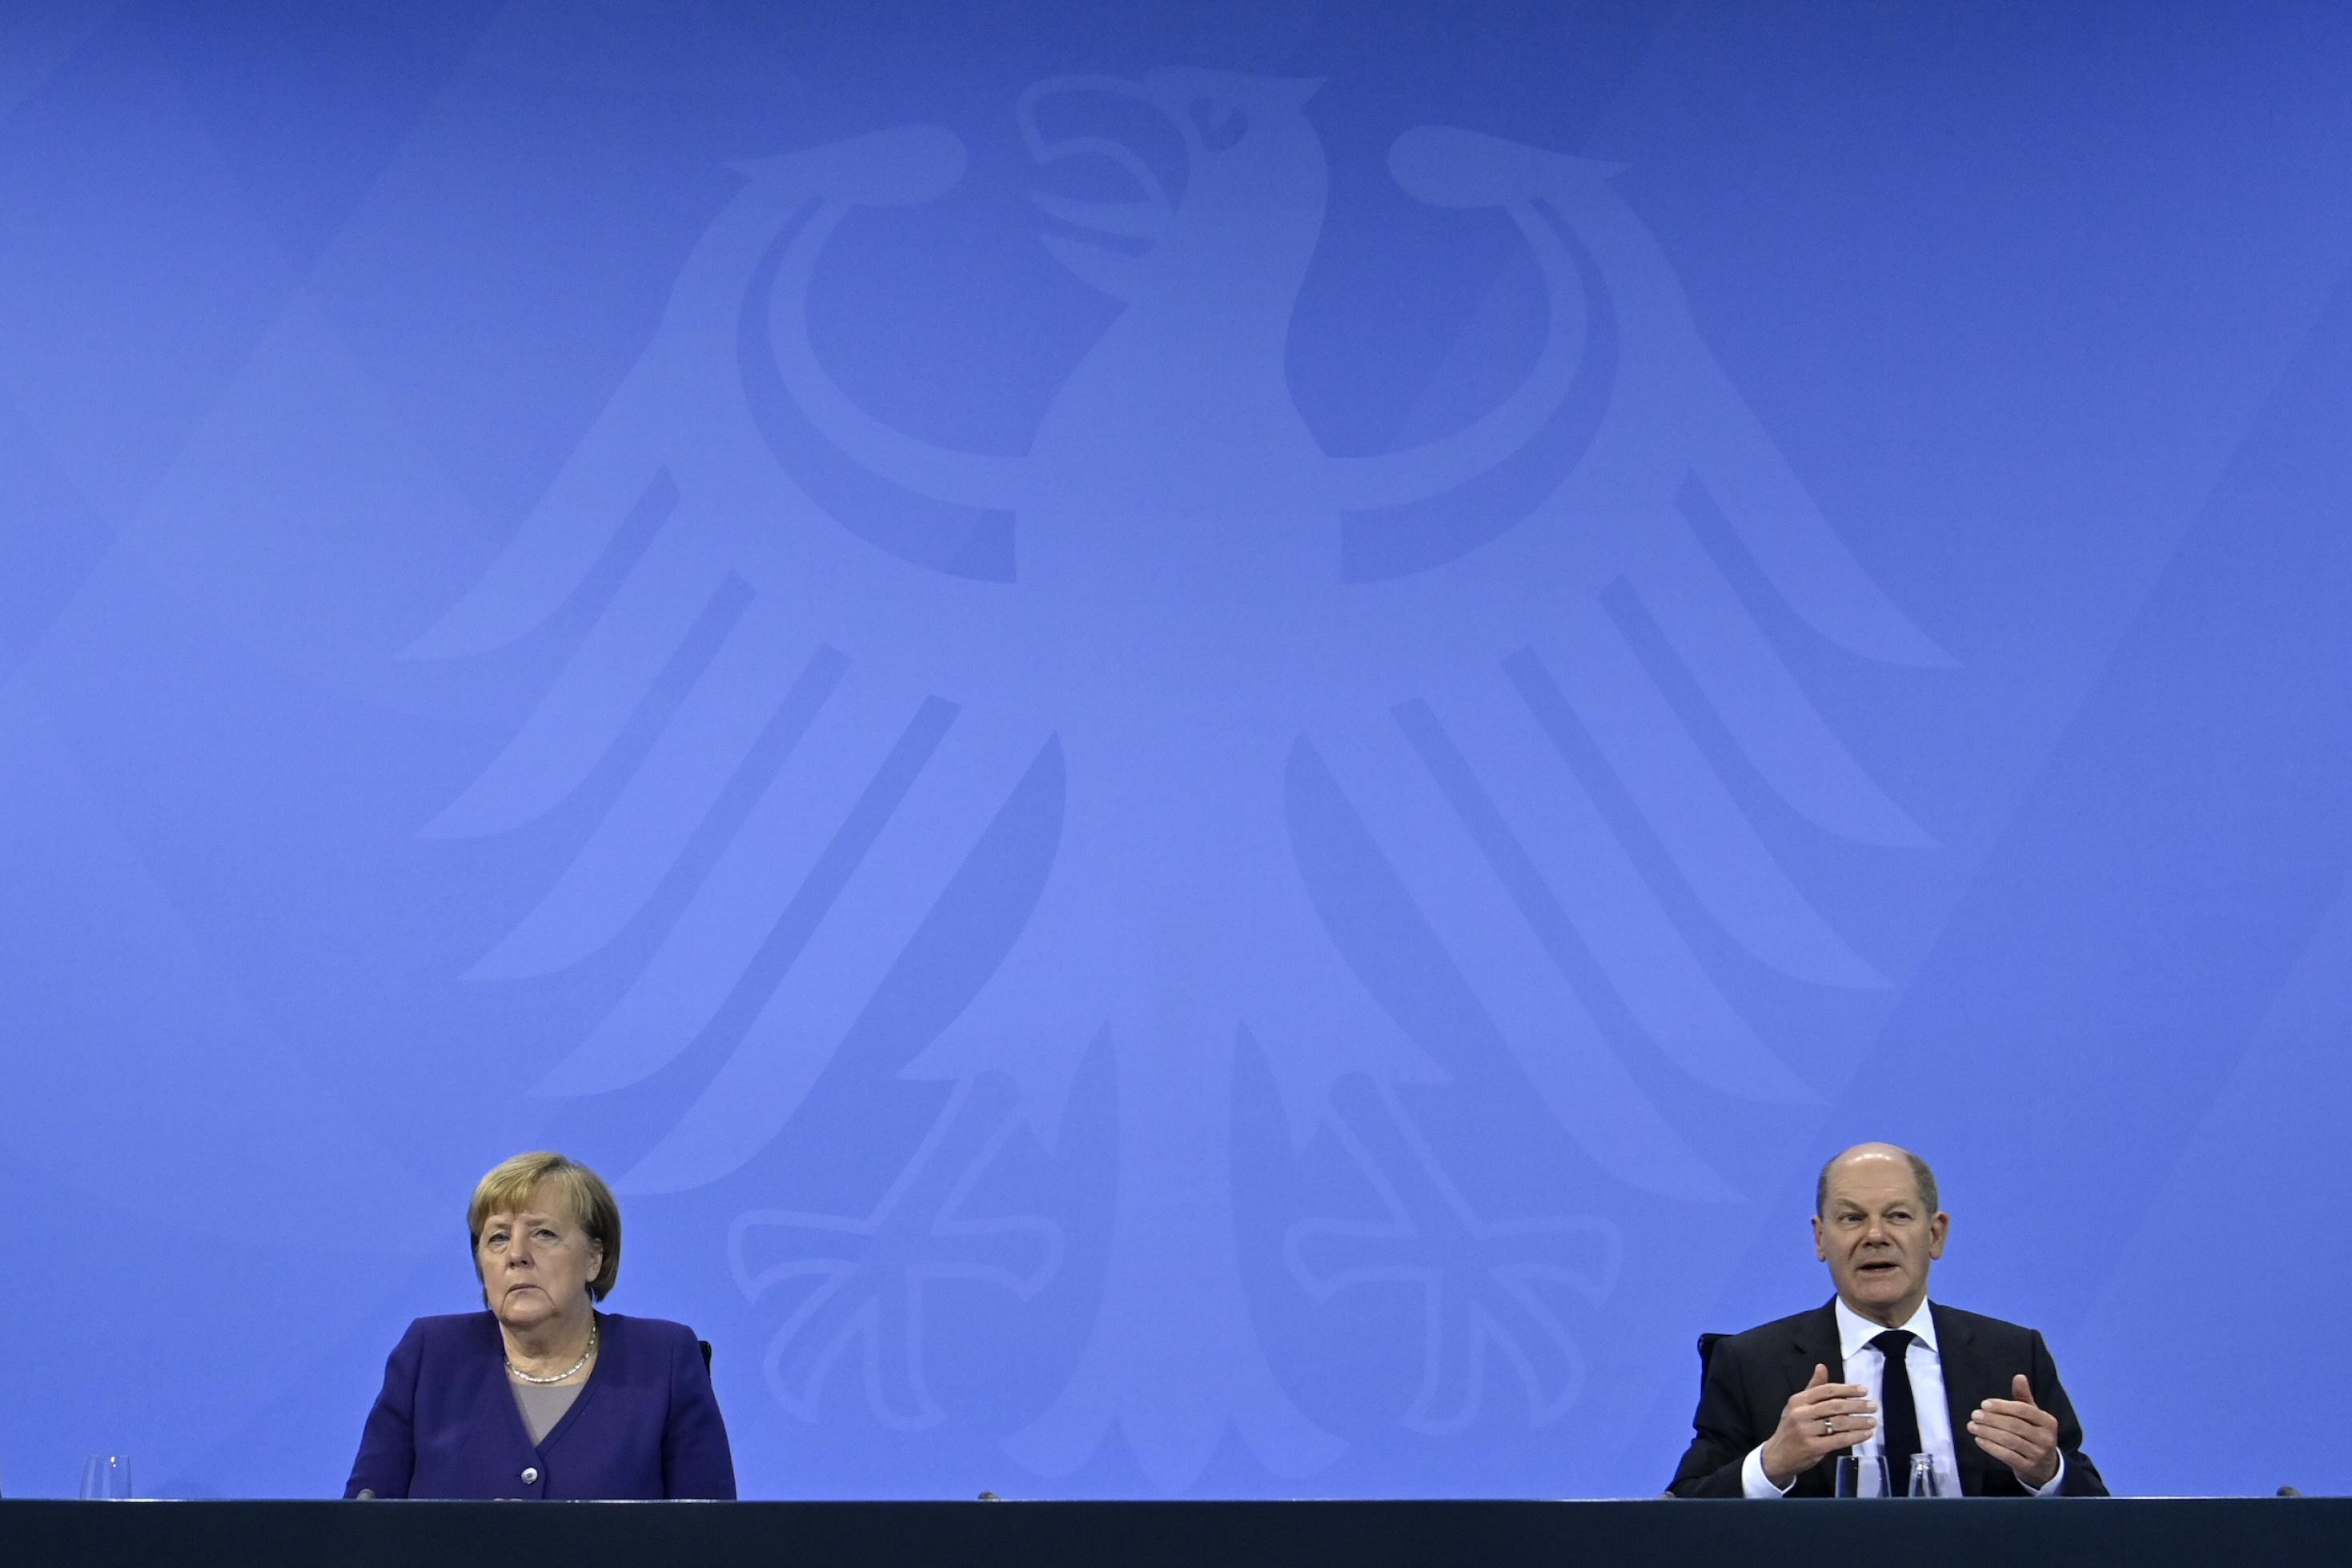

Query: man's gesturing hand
[1969,1374,2061,1489]
[1760,1363,1876,1489]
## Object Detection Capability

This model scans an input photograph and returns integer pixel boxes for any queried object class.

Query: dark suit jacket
[345,1311,737,1500]
[1668,1300,2106,1498]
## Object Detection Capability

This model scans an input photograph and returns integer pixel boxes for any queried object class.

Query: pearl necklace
[507,1317,597,1385]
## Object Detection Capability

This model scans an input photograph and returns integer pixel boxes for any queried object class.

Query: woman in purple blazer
[345,1152,736,1500]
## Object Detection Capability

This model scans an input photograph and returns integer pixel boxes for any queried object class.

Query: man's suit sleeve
[661,1327,737,1500]
[344,1320,422,1499]
[2028,1329,2109,1498]
[1668,1337,1764,1498]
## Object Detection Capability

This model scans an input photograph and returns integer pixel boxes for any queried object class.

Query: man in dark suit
[1668,1143,2106,1498]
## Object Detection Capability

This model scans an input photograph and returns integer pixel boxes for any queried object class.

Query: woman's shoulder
[399,1311,500,1349]
[596,1312,706,1363]
[371,1312,497,1378]
[598,1311,698,1343]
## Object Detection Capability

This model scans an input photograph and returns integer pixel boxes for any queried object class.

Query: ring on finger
[1821,1417,1835,1437]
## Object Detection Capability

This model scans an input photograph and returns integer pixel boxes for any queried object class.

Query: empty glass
[1833,1454,1890,1498]
[1904,1452,1946,1497]
[79,1454,133,1500]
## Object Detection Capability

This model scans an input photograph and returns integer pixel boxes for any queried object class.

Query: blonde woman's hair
[468,1151,621,1301]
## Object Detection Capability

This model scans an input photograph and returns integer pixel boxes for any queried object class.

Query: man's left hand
[1968,1374,2061,1488]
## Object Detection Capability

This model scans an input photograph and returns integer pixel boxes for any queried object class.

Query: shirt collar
[1835,1295,1937,1361]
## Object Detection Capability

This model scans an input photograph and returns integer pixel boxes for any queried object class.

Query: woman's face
[476,1181,603,1332]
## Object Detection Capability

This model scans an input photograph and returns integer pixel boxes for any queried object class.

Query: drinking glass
[79,1454,133,1500]
[1833,1454,1889,1498]
[1904,1453,1946,1497]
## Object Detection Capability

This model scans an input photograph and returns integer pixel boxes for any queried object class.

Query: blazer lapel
[1787,1301,1845,1497]
[537,1313,608,1454]
[490,1311,607,1459]
[1930,1304,1997,1497]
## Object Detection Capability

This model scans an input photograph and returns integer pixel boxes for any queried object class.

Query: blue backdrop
[3,0,2350,1502]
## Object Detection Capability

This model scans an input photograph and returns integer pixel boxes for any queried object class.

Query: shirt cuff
[2029,1454,2067,1497]
[1741,1443,1796,1498]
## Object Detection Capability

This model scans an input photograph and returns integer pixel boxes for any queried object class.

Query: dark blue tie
[1871,1329,1922,1494]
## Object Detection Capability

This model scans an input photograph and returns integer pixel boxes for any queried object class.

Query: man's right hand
[1760,1363,1877,1488]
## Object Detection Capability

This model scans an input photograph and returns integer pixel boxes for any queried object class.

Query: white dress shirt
[1740,1297,2066,1497]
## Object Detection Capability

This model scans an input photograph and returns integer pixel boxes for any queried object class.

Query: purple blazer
[345,1311,736,1500]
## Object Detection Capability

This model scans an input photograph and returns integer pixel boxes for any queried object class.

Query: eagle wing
[412,127,1049,1194]
[1302,129,1946,1200]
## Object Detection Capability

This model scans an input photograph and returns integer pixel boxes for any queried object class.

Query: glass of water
[80,1454,133,1500]
[1833,1454,1890,1498]
[1904,1453,1946,1497]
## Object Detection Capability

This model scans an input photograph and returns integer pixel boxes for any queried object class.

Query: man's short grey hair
[1815,1147,1939,1216]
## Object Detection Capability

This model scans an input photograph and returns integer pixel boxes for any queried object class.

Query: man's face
[1812,1153,1948,1327]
